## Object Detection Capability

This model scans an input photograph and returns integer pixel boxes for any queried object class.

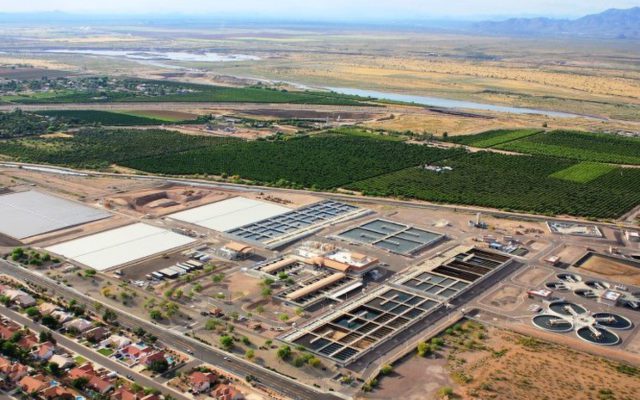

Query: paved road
[1,261,345,400]
[0,305,191,400]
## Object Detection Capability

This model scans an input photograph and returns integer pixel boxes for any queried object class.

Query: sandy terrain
[576,254,640,287]
[364,356,452,400]
[105,185,231,217]
[512,266,554,287]
[555,245,590,265]
[480,285,526,312]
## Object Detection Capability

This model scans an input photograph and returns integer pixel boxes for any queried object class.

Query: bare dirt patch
[576,254,640,287]
[512,266,554,287]
[453,326,640,400]
[105,184,229,217]
[480,284,525,312]
[364,356,452,400]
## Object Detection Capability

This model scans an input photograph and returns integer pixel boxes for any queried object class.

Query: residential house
[113,388,162,400]
[63,318,92,333]
[4,289,36,308]
[0,320,20,340]
[18,374,49,395]
[38,302,61,316]
[213,384,245,400]
[113,387,141,400]
[17,333,40,352]
[67,362,112,393]
[0,357,29,382]
[101,334,131,350]
[51,310,73,324]
[189,371,217,394]
[142,350,166,368]
[40,385,76,400]
[88,375,114,394]
[50,354,75,369]
[68,363,97,381]
[120,344,154,363]
[84,326,110,343]
[32,341,56,361]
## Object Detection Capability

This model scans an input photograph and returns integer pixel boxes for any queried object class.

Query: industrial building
[46,223,196,271]
[0,190,111,240]
[279,246,514,366]
[168,196,291,232]
[255,256,363,308]
[217,242,254,260]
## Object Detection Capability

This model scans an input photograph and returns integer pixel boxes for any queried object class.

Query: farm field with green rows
[122,134,461,189]
[35,110,201,126]
[494,130,640,165]
[1,127,639,218]
[447,128,543,148]
[347,152,640,219]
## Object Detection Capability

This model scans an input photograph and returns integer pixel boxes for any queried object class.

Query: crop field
[447,128,543,148]
[123,135,460,189]
[330,126,407,141]
[0,128,232,169]
[495,130,640,165]
[549,162,617,183]
[35,110,198,126]
[1,126,639,218]
[347,152,640,219]
[118,110,199,122]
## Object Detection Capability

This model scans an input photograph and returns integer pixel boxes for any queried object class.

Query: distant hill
[474,7,640,39]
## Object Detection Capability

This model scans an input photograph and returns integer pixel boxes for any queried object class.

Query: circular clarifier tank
[546,282,567,290]
[533,315,574,332]
[574,288,596,298]
[593,313,633,330]
[557,273,581,283]
[576,326,620,345]
[585,280,609,290]
[549,301,587,316]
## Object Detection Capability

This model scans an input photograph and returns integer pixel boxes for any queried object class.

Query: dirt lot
[479,284,525,312]
[364,356,451,400]
[369,321,640,400]
[106,184,230,217]
[512,266,554,287]
[575,254,640,287]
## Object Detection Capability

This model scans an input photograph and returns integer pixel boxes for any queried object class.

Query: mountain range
[474,7,640,39]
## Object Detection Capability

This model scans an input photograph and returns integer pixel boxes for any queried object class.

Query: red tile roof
[142,350,166,365]
[68,363,97,380]
[88,376,113,394]
[19,375,49,394]
[40,385,76,400]
[113,387,140,400]
[190,371,217,385]
[0,322,20,340]
[17,334,39,351]
[34,341,56,359]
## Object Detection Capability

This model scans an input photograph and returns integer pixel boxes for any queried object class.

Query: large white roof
[168,197,290,232]
[0,190,111,239]
[46,223,196,271]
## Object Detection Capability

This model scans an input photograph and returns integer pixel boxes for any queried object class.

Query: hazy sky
[0,0,638,19]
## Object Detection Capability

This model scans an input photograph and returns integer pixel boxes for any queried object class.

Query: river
[326,87,579,118]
